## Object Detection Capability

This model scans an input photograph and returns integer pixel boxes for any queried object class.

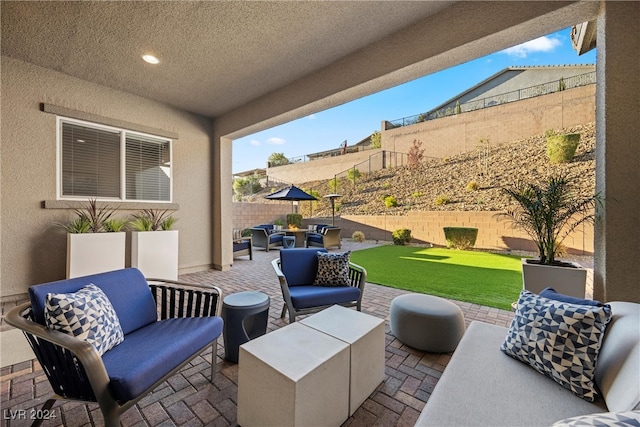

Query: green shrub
[412,191,424,198]
[352,231,365,242]
[286,213,302,228]
[241,228,252,237]
[466,181,479,191]
[328,178,340,193]
[392,228,412,245]
[370,131,382,149]
[347,168,361,185]
[435,195,451,206]
[384,195,398,208]
[443,227,478,249]
[546,132,580,164]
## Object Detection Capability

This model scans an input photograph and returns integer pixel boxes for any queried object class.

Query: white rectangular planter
[67,232,126,279]
[521,258,587,299]
[131,230,179,280]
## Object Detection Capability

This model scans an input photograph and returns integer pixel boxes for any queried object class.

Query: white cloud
[502,36,562,58]
[249,139,261,146]
[266,137,286,145]
[307,114,317,120]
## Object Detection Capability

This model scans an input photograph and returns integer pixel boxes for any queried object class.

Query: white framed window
[58,117,172,202]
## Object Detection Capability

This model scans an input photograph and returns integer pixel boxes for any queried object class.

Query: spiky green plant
[103,217,129,232]
[131,208,176,231]
[57,198,121,233]
[60,216,93,233]
[497,175,600,265]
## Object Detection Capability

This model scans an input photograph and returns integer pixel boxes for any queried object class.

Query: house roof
[307,134,374,159]
[233,168,267,178]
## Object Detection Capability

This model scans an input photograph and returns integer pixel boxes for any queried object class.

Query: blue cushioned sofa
[250,224,285,251]
[5,268,223,427]
[272,248,366,322]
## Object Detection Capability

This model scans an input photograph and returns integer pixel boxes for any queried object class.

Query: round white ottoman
[389,294,465,353]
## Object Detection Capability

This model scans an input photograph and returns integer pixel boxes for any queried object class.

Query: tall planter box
[131,230,179,280]
[67,232,126,278]
[521,258,587,299]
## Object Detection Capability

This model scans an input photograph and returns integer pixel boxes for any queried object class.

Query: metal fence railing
[388,71,596,129]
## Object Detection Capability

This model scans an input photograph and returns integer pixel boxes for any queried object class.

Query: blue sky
[232,27,596,174]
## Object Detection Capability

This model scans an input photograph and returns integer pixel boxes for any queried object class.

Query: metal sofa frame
[5,277,222,427]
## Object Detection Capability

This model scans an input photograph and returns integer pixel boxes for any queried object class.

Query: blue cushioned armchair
[250,224,285,251]
[272,248,367,322]
[233,235,253,260]
[306,225,342,249]
[5,268,223,427]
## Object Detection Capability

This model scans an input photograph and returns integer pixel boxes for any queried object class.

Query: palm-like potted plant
[498,175,600,298]
[130,208,179,280]
[58,199,128,278]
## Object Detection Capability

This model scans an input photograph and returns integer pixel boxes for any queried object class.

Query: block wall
[306,211,594,256]
[232,202,298,232]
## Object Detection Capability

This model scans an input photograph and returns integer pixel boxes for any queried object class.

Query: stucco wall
[0,58,214,298]
[383,85,595,158]
[310,211,594,256]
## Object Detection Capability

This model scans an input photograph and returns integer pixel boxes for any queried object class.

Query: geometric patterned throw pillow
[552,410,640,426]
[501,290,612,402]
[313,251,351,287]
[45,284,124,355]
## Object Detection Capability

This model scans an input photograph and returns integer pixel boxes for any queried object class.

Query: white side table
[237,322,350,427]
[301,305,385,416]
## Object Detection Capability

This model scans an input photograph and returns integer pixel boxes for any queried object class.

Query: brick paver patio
[1,242,515,426]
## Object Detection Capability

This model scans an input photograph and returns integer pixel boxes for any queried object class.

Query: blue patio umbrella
[264,185,318,213]
[264,185,318,202]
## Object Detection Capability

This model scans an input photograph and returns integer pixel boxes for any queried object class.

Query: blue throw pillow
[539,287,603,307]
[501,290,612,402]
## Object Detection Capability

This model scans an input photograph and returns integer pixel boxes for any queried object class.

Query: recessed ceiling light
[142,54,160,64]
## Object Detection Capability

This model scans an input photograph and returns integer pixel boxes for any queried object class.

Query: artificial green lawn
[350,245,525,310]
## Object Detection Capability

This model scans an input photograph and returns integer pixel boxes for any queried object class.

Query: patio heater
[324,194,342,226]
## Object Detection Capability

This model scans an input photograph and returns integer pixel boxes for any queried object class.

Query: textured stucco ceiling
[1,1,453,117]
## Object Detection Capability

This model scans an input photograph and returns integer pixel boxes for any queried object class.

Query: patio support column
[593,2,640,303]
[212,132,233,271]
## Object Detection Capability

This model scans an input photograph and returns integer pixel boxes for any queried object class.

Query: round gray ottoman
[389,294,465,353]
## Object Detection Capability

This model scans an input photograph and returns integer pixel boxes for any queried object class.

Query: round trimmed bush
[443,227,478,249]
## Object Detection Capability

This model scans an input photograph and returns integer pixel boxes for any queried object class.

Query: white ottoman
[237,322,350,427]
[390,294,465,353]
[301,305,385,416]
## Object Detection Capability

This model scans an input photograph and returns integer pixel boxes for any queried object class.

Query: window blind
[125,134,171,201]
[61,122,120,198]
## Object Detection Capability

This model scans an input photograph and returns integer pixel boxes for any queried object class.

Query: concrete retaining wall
[383,85,595,159]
